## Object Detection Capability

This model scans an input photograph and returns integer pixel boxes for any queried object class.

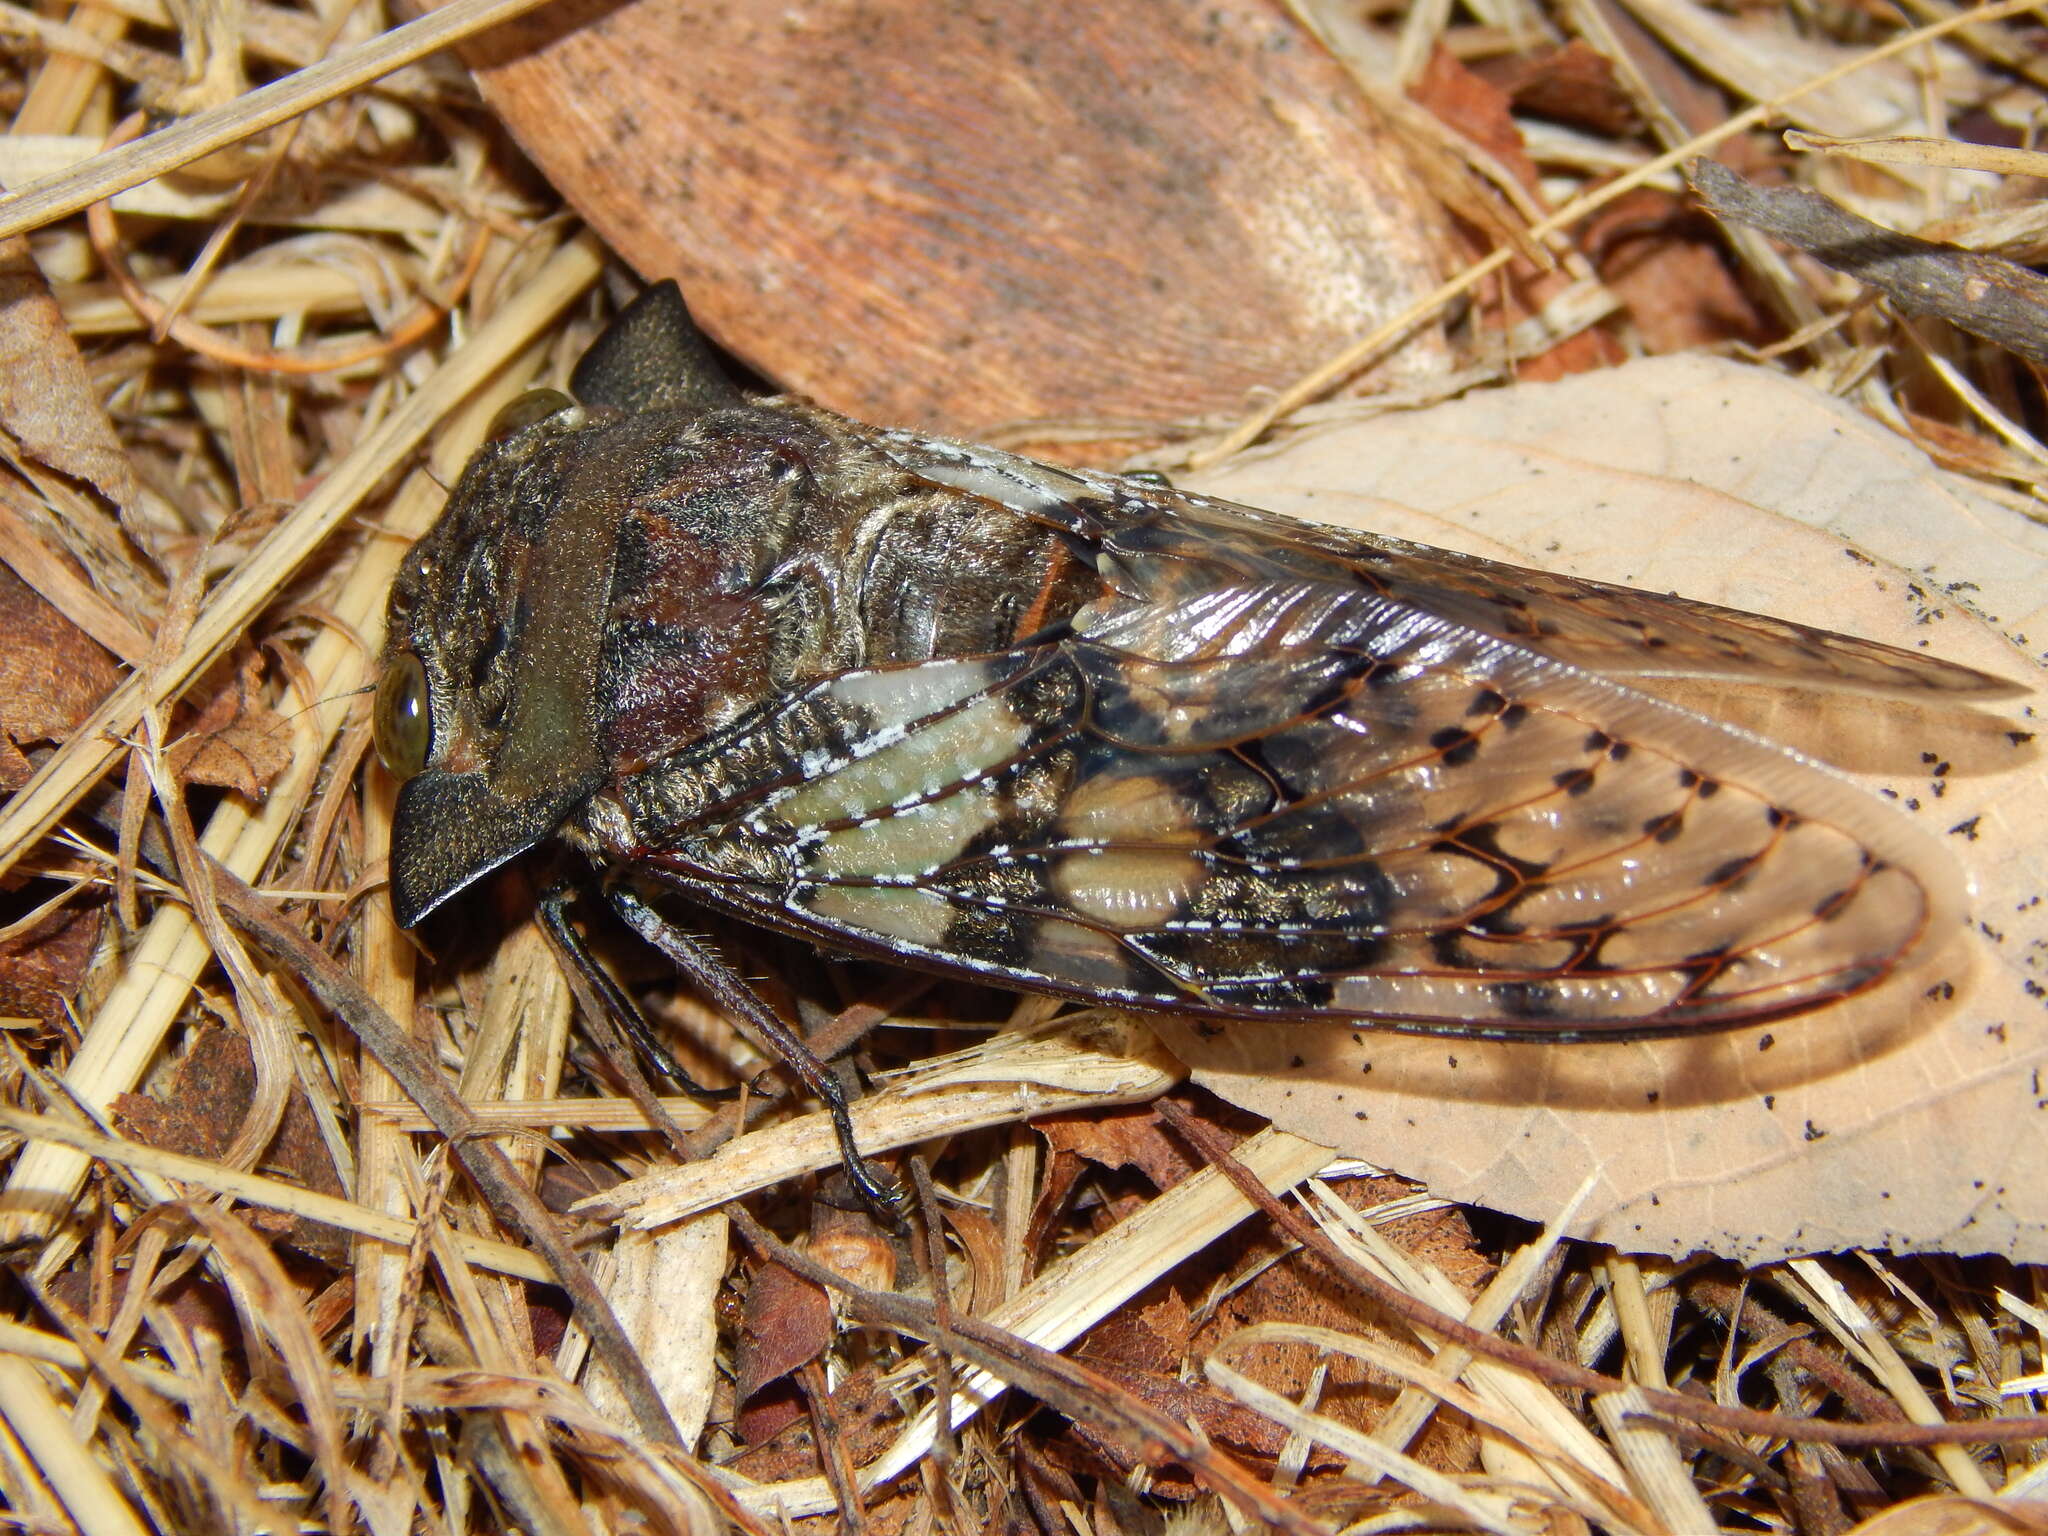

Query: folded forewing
[647,488,1968,1035]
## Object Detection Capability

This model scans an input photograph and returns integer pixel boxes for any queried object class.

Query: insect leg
[604,883,907,1220]
[536,883,736,1101]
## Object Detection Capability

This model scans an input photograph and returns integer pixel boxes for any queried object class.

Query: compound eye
[374,653,431,781]
[485,387,578,441]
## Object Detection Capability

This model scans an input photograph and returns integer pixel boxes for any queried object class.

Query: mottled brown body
[381,284,2017,1051]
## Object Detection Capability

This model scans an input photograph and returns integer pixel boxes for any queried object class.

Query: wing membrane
[877,427,2018,699]
[637,454,1983,1036]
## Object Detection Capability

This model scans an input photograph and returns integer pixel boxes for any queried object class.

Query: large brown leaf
[456,0,1456,437]
[1165,353,2047,1264]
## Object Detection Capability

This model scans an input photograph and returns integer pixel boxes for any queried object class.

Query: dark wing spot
[1487,980,1563,1020]
[1430,726,1481,768]
[1706,854,1761,887]
[1206,974,1339,1011]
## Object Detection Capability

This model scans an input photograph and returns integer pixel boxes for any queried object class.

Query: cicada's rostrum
[376,282,2017,1206]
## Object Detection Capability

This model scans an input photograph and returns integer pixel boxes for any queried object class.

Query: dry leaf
[1478,40,1640,137]
[1183,1177,1489,1411]
[1618,0,1977,141]
[0,235,138,511]
[1064,1361,1327,1492]
[1588,186,1770,354]
[1410,45,1538,193]
[166,649,293,799]
[0,559,122,792]
[1035,1102,1195,1191]
[1083,1287,1193,1378]
[0,903,103,1030]
[113,1022,349,1262]
[1407,45,1627,381]
[1070,1173,1484,1487]
[1168,353,2047,1264]
[1847,1496,2048,1536]
[725,1363,902,1484]
[732,1258,834,1422]
[457,0,1456,437]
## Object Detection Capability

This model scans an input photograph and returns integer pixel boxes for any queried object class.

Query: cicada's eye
[485,387,579,442]
[374,653,432,781]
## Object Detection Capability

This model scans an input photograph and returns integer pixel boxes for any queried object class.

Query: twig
[84,112,493,374]
[1152,1101,2048,1451]
[0,0,564,242]
[209,863,682,1449]
[725,1204,1327,1535]
[0,232,603,886]
[1189,0,2048,465]
[1688,157,2048,367]
[0,1106,550,1283]
[908,1156,958,1470]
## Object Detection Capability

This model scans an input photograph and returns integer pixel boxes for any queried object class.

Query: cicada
[376,282,2015,1206]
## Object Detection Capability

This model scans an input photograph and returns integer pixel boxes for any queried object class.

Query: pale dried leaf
[582,1214,726,1447]
[0,237,138,511]
[1168,353,2048,1264]
[1846,1496,2048,1536]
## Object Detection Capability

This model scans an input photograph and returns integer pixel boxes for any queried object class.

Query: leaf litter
[0,1,2045,1532]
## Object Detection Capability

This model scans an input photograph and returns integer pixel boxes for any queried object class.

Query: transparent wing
[639,455,1987,1035]
[876,427,2019,700]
